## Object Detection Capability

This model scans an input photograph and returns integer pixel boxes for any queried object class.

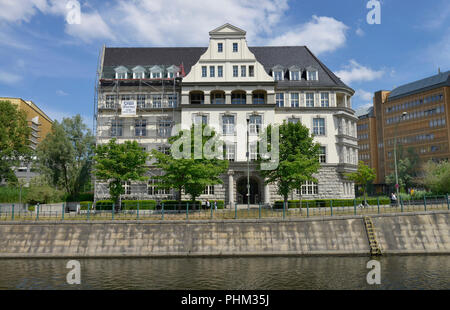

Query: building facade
[357,70,450,189]
[95,24,358,205]
[0,97,53,183]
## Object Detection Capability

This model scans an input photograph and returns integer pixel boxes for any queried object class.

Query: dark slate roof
[101,46,351,90]
[388,70,450,101]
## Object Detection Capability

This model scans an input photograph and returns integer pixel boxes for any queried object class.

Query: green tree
[151,124,228,206]
[345,161,376,204]
[386,146,420,192]
[36,115,94,198]
[422,160,450,194]
[258,121,321,206]
[93,138,149,209]
[0,100,32,183]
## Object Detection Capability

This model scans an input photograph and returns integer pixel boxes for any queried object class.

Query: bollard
[377,197,380,214]
[259,202,261,219]
[353,199,356,216]
[62,203,65,220]
[186,202,189,220]
[306,202,309,217]
[137,202,139,220]
[36,203,40,221]
[330,200,333,216]
[162,203,165,220]
[11,204,14,221]
[87,203,90,221]
[424,196,427,212]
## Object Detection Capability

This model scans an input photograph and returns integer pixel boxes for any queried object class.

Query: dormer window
[114,66,129,79]
[289,66,301,81]
[306,67,318,81]
[132,66,146,79]
[273,71,283,81]
[150,65,162,79]
[272,65,284,81]
[167,65,179,79]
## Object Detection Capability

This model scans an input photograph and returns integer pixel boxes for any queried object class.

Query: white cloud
[65,11,115,43]
[0,70,22,84]
[56,90,68,96]
[356,27,364,37]
[268,15,349,54]
[355,89,373,101]
[335,60,384,84]
[0,0,48,23]
[354,102,373,116]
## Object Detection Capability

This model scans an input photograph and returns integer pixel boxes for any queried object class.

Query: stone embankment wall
[0,211,448,258]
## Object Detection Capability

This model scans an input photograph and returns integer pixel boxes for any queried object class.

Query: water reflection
[0,256,448,290]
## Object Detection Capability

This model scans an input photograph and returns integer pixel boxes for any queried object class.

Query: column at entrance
[264,181,270,204]
[228,170,234,208]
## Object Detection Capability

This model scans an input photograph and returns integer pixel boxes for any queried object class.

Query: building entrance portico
[236,176,260,204]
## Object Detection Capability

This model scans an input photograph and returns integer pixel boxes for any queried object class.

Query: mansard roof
[102,46,352,91]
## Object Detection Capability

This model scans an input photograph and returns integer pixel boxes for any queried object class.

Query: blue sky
[0,0,449,128]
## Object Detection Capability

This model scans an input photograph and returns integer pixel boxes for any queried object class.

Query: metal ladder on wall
[363,216,382,256]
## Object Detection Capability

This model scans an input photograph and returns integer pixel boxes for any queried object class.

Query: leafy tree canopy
[259,121,321,204]
[0,100,32,183]
[422,160,450,194]
[346,161,376,203]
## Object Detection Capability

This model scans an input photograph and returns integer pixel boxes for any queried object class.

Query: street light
[393,111,408,207]
[246,118,250,212]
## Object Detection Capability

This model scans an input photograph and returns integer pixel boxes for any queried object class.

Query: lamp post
[393,111,407,207]
[246,118,250,212]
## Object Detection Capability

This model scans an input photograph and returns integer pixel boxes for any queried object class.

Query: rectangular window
[301,181,318,195]
[319,146,326,163]
[249,142,258,161]
[313,118,325,136]
[241,66,246,77]
[291,71,300,80]
[105,95,116,108]
[305,93,315,107]
[117,72,127,79]
[193,115,208,125]
[210,66,215,77]
[122,181,131,195]
[249,65,254,77]
[211,92,225,104]
[110,119,122,137]
[222,115,235,135]
[167,94,177,108]
[233,43,238,52]
[152,95,162,108]
[233,66,238,77]
[158,145,171,156]
[134,72,144,79]
[291,93,299,108]
[203,185,215,195]
[135,119,146,137]
[151,72,161,79]
[249,115,262,134]
[225,143,236,161]
[276,93,284,107]
[218,43,223,53]
[158,118,172,137]
[218,66,223,77]
[137,95,146,108]
[202,66,207,77]
[320,93,329,107]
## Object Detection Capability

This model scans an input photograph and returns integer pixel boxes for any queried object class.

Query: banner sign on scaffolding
[121,100,136,116]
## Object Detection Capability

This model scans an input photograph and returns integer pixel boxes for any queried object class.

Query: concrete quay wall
[0,211,448,258]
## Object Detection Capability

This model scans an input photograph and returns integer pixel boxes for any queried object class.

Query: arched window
[231,91,246,105]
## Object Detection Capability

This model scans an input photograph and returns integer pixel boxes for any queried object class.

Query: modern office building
[0,97,53,183]
[95,24,358,205]
[357,70,450,190]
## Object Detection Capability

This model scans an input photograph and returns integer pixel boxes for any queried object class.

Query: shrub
[160,200,202,210]
[273,197,391,209]
[94,200,114,210]
[26,185,65,205]
[66,192,94,202]
[121,200,156,210]
[0,186,29,203]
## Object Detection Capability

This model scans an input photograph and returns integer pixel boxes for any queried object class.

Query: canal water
[0,256,448,289]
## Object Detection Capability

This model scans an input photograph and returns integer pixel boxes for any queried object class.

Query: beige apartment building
[357,70,450,191]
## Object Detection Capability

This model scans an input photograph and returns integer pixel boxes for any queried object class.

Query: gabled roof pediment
[271,65,285,71]
[114,65,129,73]
[150,65,162,72]
[132,65,146,72]
[209,23,246,36]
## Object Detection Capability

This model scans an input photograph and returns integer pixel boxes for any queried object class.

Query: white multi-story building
[95,24,358,205]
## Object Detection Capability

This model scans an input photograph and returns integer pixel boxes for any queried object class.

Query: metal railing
[0,195,449,222]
